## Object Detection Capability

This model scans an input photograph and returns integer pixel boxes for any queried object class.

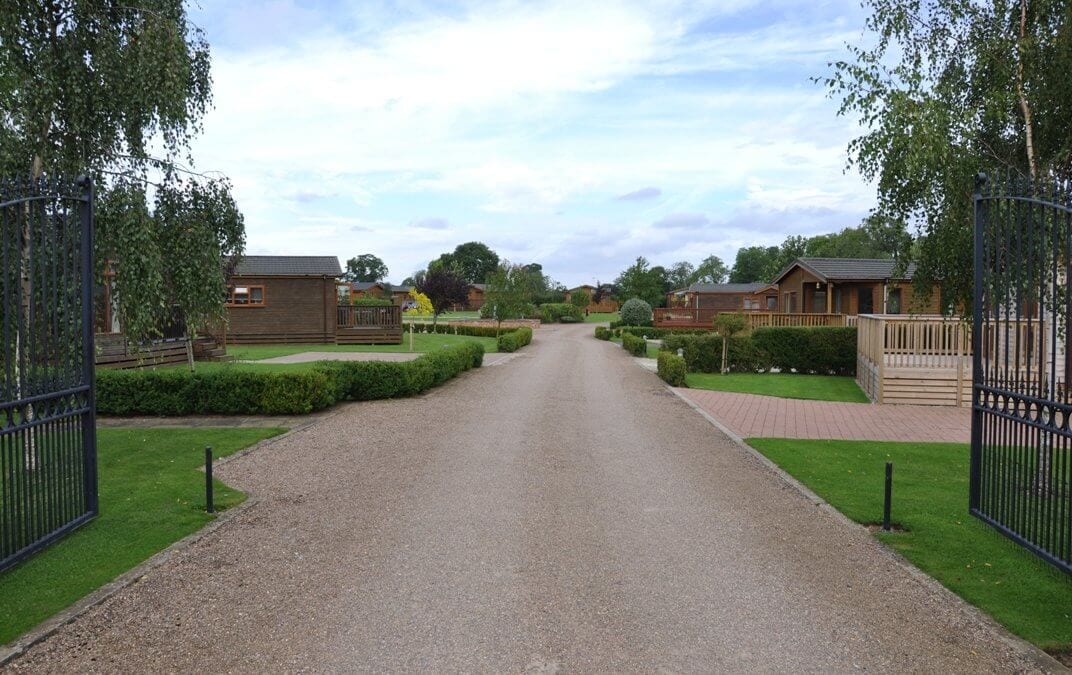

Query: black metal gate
[971,172,1072,575]
[0,176,97,572]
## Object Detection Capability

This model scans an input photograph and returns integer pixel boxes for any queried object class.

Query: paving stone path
[8,324,1046,672]
[678,388,971,443]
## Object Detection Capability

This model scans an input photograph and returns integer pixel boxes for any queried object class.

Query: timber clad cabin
[220,256,342,344]
[770,258,939,316]
[466,284,486,310]
[653,257,942,329]
[565,285,619,313]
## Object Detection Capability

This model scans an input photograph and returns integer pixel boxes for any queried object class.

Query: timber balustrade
[337,304,402,329]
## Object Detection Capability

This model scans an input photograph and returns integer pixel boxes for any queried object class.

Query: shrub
[621,332,647,356]
[497,327,533,352]
[751,327,857,375]
[661,333,772,373]
[594,326,611,340]
[539,303,584,323]
[657,351,687,386]
[619,298,653,326]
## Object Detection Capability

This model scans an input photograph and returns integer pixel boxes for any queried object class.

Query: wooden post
[409,322,414,352]
[827,282,834,314]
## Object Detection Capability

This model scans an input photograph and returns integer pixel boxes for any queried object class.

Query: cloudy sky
[187,0,876,287]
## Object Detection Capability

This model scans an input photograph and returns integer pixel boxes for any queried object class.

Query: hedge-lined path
[9,323,1040,671]
[96,413,324,429]
[678,388,970,443]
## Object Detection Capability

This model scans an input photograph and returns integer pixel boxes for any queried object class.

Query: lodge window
[766,295,777,311]
[858,287,874,314]
[887,288,902,314]
[743,298,760,310]
[227,285,265,306]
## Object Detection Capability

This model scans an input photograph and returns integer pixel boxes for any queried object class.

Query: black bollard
[882,461,893,532]
[205,446,215,514]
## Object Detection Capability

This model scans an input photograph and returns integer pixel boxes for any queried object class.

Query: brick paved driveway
[676,388,970,443]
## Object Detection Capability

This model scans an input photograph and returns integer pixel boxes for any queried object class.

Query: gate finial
[974,172,988,192]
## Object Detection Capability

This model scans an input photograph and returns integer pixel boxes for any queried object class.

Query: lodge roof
[351,281,384,291]
[233,256,343,277]
[773,257,916,284]
[673,282,768,294]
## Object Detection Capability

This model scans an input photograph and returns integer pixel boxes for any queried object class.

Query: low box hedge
[97,342,485,416]
[662,333,772,373]
[497,326,532,352]
[594,326,611,340]
[657,351,687,386]
[615,326,712,339]
[621,332,647,356]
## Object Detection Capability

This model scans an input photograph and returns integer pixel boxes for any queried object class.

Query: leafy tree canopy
[415,268,469,326]
[666,261,695,290]
[431,241,500,284]
[824,0,1072,309]
[729,246,781,283]
[0,0,245,343]
[614,257,668,308]
[690,255,729,285]
[483,262,533,329]
[344,254,389,282]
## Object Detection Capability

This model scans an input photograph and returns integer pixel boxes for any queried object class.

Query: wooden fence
[856,314,1057,406]
[336,305,403,345]
[740,313,853,330]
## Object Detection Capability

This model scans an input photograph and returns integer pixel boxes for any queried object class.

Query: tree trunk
[1017,0,1038,181]
[721,336,729,374]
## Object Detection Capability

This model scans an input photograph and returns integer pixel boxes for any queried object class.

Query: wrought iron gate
[0,176,97,572]
[971,172,1072,575]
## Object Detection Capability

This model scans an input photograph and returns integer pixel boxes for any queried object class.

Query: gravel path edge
[666,385,1068,674]
[0,424,311,668]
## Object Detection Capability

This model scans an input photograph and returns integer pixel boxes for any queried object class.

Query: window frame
[226,284,266,307]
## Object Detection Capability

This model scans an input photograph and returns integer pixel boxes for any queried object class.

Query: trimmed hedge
[497,326,532,352]
[661,327,858,375]
[751,327,857,376]
[620,298,653,326]
[351,297,393,306]
[539,303,583,323]
[97,342,485,416]
[657,351,687,386]
[621,332,647,356]
[661,333,772,374]
[614,326,712,339]
[594,326,611,340]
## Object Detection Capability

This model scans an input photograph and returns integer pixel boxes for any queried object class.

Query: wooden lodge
[565,285,619,313]
[215,256,402,345]
[653,258,941,329]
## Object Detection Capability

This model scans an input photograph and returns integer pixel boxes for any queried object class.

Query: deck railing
[653,307,720,327]
[337,304,402,329]
[739,312,851,329]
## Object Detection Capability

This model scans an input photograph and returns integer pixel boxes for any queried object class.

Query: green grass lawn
[0,427,283,645]
[685,373,869,403]
[748,438,1072,652]
[585,312,619,323]
[402,311,480,322]
[227,332,497,360]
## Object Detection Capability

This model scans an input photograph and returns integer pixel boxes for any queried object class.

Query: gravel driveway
[8,324,1049,672]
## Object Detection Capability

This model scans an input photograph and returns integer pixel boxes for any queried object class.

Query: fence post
[205,446,214,514]
[883,462,893,531]
[79,176,99,516]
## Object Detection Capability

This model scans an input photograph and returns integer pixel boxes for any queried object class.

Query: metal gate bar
[0,176,97,572]
[971,172,1072,575]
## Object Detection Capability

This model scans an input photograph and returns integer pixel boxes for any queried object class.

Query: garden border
[664,382,1065,673]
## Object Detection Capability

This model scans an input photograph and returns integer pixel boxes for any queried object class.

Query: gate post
[79,176,98,515]
[969,172,986,513]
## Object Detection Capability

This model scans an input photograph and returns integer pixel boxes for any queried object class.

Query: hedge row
[594,326,611,340]
[614,326,712,339]
[97,342,485,416]
[497,326,533,352]
[661,327,857,376]
[621,332,647,356]
[539,303,583,323]
[657,351,687,386]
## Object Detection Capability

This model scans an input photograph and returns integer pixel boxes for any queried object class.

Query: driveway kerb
[662,382,1067,673]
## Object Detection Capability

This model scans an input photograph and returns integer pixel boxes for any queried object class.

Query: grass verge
[747,438,1072,652]
[685,372,869,402]
[227,333,498,361]
[0,427,283,645]
[585,312,619,323]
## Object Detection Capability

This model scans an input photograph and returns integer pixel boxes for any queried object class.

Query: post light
[677,348,684,357]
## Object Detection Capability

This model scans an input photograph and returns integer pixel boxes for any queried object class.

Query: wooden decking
[95,335,188,369]
[652,309,855,330]
[336,305,403,345]
[856,315,972,406]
